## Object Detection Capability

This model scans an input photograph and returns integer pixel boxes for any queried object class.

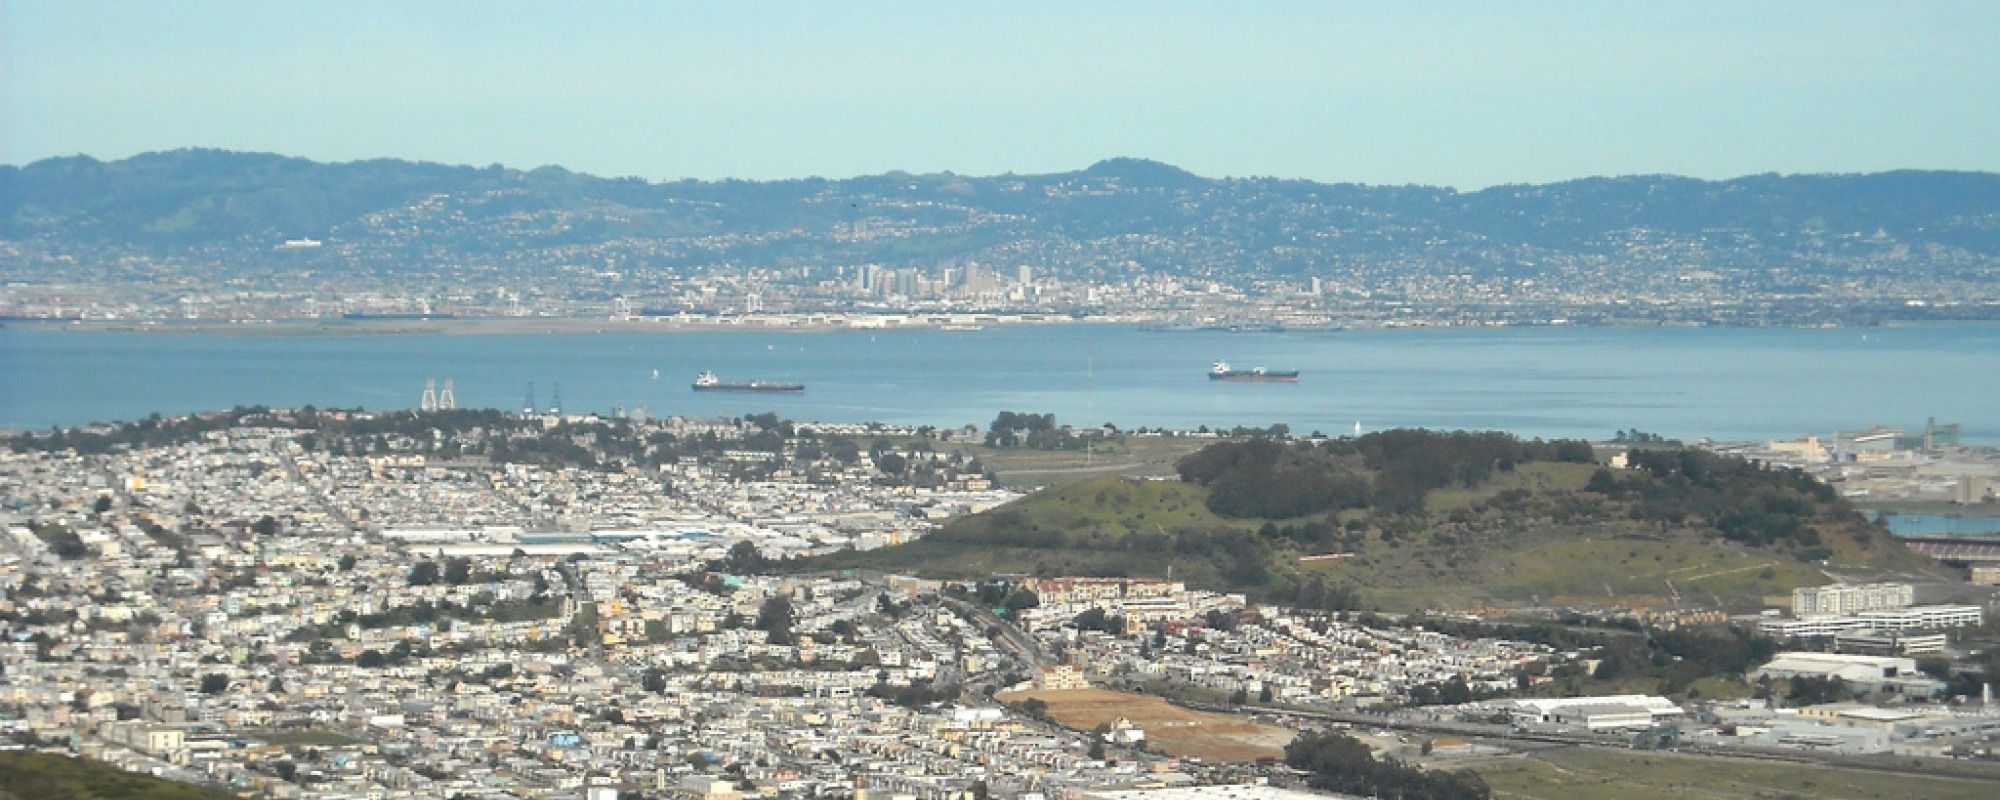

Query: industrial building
[1508,695,1685,731]
[1833,629,1948,657]
[1752,652,1946,698]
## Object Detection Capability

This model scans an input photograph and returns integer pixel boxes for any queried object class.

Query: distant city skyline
[4,2,1998,189]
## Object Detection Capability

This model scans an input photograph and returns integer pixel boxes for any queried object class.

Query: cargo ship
[691,371,804,393]
[1208,360,1299,382]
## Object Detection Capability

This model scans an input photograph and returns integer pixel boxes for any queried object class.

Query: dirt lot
[999,687,1294,762]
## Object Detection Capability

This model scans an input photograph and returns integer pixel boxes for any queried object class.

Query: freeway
[946,596,1046,665]
[1172,699,2000,785]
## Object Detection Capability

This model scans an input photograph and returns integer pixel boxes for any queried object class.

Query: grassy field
[987,476,1248,537]
[1423,462,1604,512]
[1297,524,1836,613]
[949,435,1209,488]
[1474,746,2000,800]
[997,687,1292,762]
[799,475,1264,581]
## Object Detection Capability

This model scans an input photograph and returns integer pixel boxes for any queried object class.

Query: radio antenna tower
[421,379,438,412]
[439,379,456,410]
[523,382,537,417]
[549,383,563,417]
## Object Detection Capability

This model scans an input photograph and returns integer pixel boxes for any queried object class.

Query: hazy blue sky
[4,2,1995,188]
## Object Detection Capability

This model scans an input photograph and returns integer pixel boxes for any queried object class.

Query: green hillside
[0,752,234,800]
[810,477,1262,586]
[802,431,1942,612]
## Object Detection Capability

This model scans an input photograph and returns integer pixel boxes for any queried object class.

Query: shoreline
[3,315,1984,337]
[2,315,1114,337]
[1859,501,2000,519]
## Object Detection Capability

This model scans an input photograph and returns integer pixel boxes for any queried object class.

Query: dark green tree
[756,595,796,645]
[721,541,770,575]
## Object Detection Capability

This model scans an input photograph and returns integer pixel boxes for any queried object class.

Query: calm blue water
[1883,514,2000,537]
[2,323,1997,443]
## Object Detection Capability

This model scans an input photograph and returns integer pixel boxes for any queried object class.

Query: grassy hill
[808,477,1259,585]
[0,751,234,800]
[801,432,1943,613]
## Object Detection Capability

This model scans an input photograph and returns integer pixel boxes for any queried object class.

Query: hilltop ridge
[9,149,1997,256]
[8,149,1999,325]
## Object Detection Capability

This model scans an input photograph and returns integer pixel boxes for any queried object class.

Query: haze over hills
[5,150,2000,325]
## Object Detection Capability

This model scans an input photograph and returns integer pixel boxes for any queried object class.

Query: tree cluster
[755,596,797,645]
[1342,429,1593,514]
[1612,429,1676,444]
[865,678,959,709]
[406,557,499,587]
[986,410,1102,450]
[716,541,773,575]
[1275,573,1361,612]
[1785,675,1850,705]
[1406,675,1477,706]
[30,522,92,560]
[1588,448,1861,558]
[1285,729,1491,800]
[947,581,1041,619]
[1071,607,1126,634]
[1178,430,1593,519]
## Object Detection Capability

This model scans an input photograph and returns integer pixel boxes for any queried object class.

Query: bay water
[3,323,1997,444]
[1880,513,2000,538]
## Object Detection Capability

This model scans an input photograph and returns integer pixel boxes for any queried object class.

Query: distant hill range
[4,149,1999,298]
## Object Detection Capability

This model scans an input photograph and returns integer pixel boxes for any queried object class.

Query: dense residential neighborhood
[4,410,2000,799]
[7,5,2000,798]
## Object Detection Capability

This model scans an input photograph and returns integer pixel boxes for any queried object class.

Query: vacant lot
[999,687,1293,762]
